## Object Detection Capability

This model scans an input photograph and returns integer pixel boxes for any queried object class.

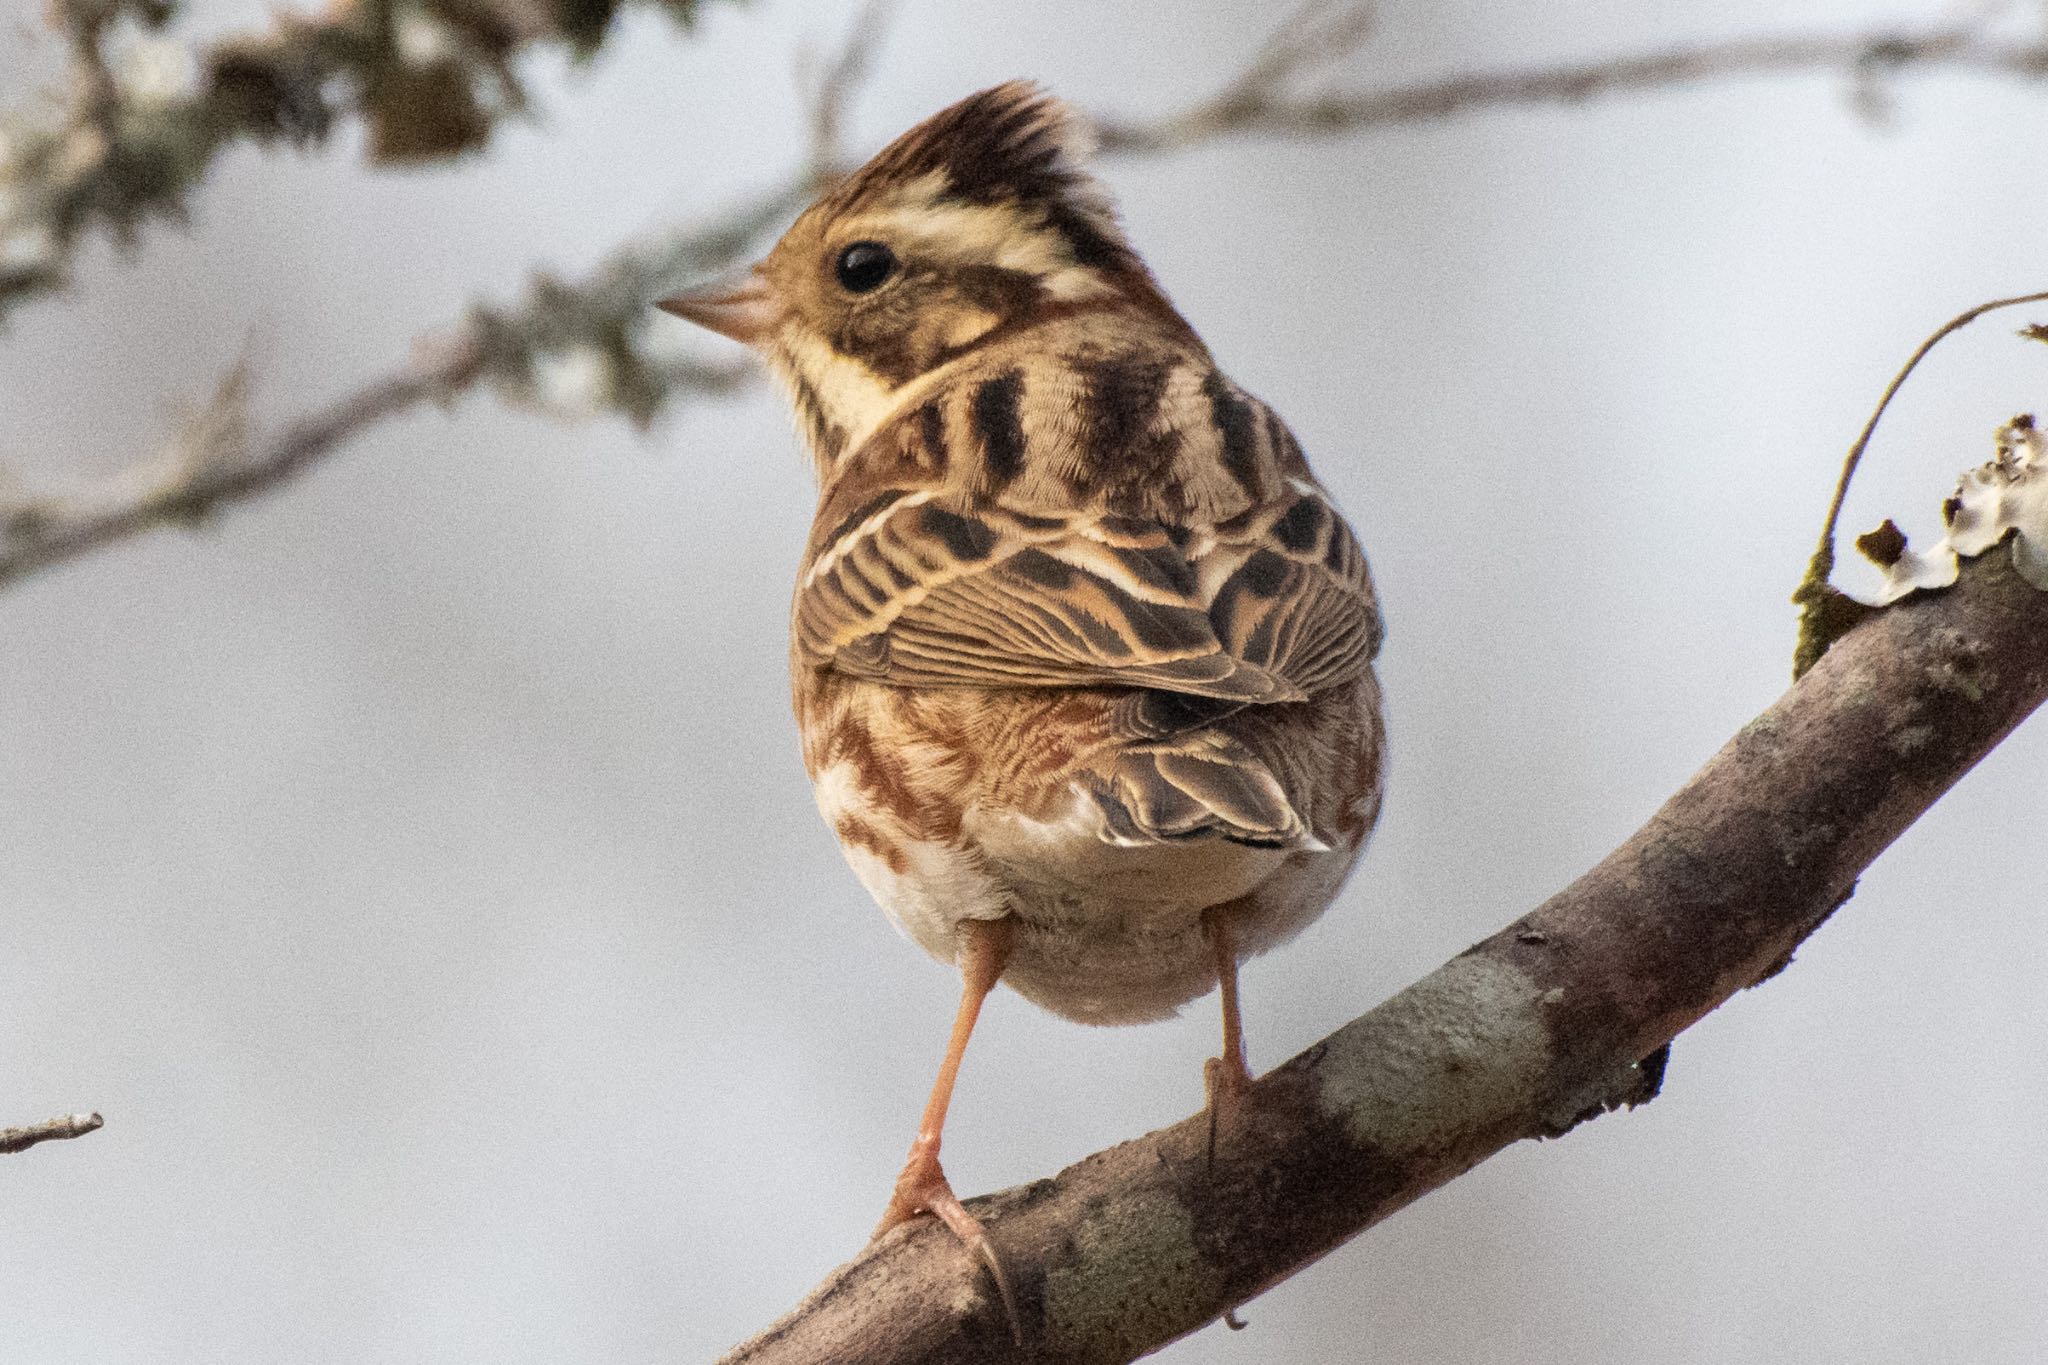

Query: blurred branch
[718,543,2048,1363]
[0,56,788,586]
[1,1112,104,1154]
[1093,12,2048,151]
[0,271,758,584]
[0,0,729,319]
[798,0,893,193]
[0,341,476,585]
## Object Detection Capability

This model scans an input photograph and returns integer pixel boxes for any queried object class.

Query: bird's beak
[656,268,783,347]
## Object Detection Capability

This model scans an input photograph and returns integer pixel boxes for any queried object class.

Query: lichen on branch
[1852,414,2048,602]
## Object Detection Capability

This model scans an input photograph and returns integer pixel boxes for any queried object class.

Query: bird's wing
[1198,478,1383,698]
[796,491,1292,700]
[794,477,1379,705]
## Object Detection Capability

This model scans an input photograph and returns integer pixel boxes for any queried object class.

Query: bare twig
[800,0,895,192]
[717,541,2048,1364]
[0,339,478,585]
[1,1112,104,1154]
[1158,0,1379,146]
[1093,19,2048,151]
[0,189,791,585]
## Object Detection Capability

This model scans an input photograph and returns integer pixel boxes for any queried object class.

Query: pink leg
[1202,903,1254,1162]
[873,916,1020,1340]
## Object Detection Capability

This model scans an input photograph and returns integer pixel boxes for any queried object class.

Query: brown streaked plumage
[660,81,1384,1336]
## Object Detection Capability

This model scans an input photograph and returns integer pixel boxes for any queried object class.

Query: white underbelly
[967,791,1287,917]
[814,766,1341,1025]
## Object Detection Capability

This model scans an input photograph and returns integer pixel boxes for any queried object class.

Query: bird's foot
[1204,1053,1254,1166]
[875,1136,1021,1343]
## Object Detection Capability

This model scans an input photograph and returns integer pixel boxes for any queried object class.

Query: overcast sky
[6,2,2048,1361]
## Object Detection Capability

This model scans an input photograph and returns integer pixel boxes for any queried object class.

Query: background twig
[1091,17,2046,151]
[1,1112,103,1154]
[0,0,732,319]
[799,0,895,192]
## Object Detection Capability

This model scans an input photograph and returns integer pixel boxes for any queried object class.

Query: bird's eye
[835,241,897,294]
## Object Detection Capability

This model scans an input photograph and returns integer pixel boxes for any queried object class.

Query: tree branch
[0,336,478,585]
[1,1112,104,1154]
[716,545,2048,1363]
[1092,17,2048,151]
[0,0,732,319]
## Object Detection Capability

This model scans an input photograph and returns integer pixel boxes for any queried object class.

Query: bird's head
[660,81,1189,470]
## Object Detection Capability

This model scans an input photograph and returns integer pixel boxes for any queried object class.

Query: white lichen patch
[1314,953,1553,1154]
[394,11,461,65]
[1888,722,1935,756]
[1041,1186,1222,1347]
[1850,414,2048,603]
[111,36,199,111]
[525,345,618,419]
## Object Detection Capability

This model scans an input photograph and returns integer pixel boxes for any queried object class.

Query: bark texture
[720,549,2048,1364]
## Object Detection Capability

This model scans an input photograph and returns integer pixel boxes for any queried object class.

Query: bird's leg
[874,914,1019,1336]
[1202,901,1254,1163]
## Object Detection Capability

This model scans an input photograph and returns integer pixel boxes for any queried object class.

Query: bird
[659,80,1384,1330]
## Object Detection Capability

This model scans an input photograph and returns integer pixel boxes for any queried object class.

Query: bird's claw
[874,1140,1022,1345]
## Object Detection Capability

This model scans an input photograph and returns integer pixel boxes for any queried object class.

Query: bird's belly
[969,794,1295,1023]
[968,794,1285,916]
[817,761,1347,1025]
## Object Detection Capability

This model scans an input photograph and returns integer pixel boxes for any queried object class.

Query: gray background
[6,1,2047,1360]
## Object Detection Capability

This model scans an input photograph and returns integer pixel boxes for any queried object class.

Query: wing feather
[1205,487,1382,696]
[794,390,1379,706]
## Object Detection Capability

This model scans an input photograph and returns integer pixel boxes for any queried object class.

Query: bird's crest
[828,81,1133,271]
